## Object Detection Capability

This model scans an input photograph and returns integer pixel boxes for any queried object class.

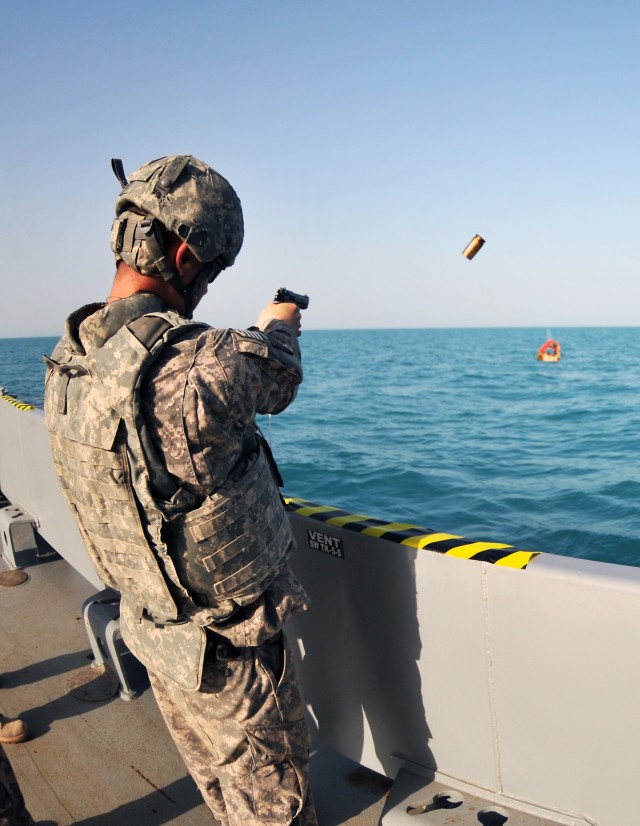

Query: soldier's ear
[175,243,201,283]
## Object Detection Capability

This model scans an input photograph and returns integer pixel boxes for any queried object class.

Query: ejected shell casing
[462,234,485,260]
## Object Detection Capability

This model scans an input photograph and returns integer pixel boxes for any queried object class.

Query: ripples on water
[266,328,640,567]
[0,337,57,409]
[2,329,640,566]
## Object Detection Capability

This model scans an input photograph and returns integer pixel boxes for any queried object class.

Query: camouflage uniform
[0,746,35,826]
[45,292,317,825]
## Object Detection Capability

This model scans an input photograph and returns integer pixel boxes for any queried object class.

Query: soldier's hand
[255,302,302,337]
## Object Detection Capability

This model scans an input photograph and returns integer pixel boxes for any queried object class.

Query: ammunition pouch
[166,445,292,609]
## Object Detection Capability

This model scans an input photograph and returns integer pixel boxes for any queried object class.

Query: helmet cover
[112,155,244,271]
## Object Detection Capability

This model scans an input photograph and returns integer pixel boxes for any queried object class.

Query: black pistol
[273,288,310,310]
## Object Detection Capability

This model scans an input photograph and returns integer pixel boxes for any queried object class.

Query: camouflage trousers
[0,746,35,826]
[149,631,318,826]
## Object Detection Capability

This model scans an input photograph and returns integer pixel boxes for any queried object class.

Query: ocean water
[2,328,640,567]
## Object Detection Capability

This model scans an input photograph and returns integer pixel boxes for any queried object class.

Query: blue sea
[2,328,640,567]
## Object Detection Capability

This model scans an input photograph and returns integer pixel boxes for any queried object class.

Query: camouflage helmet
[110,155,243,280]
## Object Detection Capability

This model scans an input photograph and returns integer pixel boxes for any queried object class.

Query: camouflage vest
[45,308,292,667]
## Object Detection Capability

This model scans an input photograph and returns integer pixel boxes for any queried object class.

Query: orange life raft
[537,339,560,362]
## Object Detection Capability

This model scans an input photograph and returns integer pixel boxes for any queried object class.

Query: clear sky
[1,0,639,336]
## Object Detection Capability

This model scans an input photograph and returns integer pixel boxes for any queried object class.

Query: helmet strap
[182,284,195,319]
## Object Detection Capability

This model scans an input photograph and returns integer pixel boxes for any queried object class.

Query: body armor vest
[44,308,292,627]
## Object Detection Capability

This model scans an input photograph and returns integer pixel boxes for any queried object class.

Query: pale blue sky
[1,0,638,336]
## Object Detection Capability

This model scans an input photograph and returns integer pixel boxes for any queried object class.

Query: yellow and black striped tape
[285,497,541,570]
[0,395,34,411]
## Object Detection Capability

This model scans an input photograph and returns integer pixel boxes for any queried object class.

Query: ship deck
[1,541,391,825]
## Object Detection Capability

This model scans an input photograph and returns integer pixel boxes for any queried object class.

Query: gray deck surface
[1,544,391,825]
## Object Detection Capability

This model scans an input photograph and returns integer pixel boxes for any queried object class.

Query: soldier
[44,155,316,825]
[0,746,35,826]
[0,715,29,747]
[0,714,34,826]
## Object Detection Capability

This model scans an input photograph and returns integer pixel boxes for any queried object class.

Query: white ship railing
[2,393,638,825]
